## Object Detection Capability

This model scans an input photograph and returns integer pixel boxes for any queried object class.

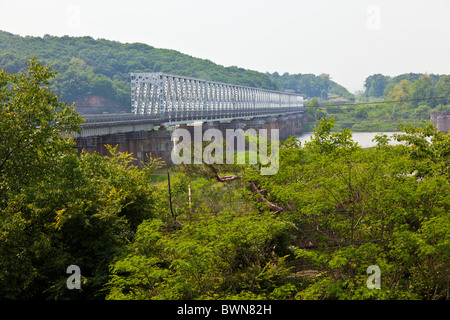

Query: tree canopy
[0,30,282,110]
[267,72,354,101]
[0,31,359,113]
[1,57,449,301]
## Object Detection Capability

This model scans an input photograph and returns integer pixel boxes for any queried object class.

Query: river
[296,132,402,148]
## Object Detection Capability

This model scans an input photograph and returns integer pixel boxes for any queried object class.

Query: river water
[296,132,402,148]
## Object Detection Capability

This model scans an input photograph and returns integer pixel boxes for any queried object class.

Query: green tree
[0,58,83,298]
[243,118,449,300]
[434,75,450,106]
[0,30,281,110]
[0,59,162,299]
[364,74,390,98]
[306,97,320,121]
[388,79,412,106]
[46,146,162,299]
[410,74,435,108]
[106,199,295,300]
[354,106,369,119]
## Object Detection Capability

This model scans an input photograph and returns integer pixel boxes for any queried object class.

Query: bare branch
[204,163,241,182]
[249,181,284,214]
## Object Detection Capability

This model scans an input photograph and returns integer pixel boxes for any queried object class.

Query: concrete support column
[431,111,450,133]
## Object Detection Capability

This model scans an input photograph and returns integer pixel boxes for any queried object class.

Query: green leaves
[1,59,448,300]
[0,60,164,299]
[0,58,84,299]
[246,118,450,299]
[0,31,281,108]
[106,211,294,300]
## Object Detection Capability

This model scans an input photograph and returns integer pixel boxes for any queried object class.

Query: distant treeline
[267,72,355,101]
[363,72,450,107]
[304,71,450,133]
[2,30,447,112]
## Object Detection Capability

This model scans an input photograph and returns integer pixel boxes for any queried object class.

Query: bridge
[72,72,307,164]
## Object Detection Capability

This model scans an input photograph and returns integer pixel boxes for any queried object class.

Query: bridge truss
[131,72,304,122]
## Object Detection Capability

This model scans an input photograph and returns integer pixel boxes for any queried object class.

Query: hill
[0,30,353,114]
[363,73,443,99]
[267,72,355,101]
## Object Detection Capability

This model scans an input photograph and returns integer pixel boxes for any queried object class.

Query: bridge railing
[82,113,158,123]
[130,72,304,121]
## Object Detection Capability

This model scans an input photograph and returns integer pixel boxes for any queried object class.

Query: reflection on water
[296,132,402,148]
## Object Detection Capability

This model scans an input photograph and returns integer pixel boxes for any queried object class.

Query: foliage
[0,31,359,112]
[105,118,449,300]
[0,30,280,109]
[106,211,296,300]
[365,72,445,108]
[268,72,354,101]
[364,74,390,98]
[244,118,449,300]
[0,58,82,298]
[0,59,162,299]
[1,59,449,300]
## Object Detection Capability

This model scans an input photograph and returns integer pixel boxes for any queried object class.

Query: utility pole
[167,171,175,219]
[188,184,192,216]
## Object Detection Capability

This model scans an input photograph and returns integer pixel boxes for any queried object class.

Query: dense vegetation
[303,72,450,132]
[363,73,444,101]
[267,72,355,101]
[0,30,360,112]
[0,30,282,108]
[1,60,448,300]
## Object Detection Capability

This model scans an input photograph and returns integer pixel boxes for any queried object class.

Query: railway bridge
[71,72,307,164]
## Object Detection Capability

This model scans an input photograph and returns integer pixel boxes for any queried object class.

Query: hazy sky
[1,0,449,92]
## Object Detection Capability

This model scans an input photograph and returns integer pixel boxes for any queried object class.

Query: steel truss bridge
[75,73,305,138]
[131,72,304,120]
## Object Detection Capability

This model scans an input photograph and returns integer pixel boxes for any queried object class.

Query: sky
[1,0,449,92]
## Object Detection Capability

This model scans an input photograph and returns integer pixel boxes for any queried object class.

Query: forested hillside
[303,72,450,132]
[0,30,282,112]
[268,72,355,101]
[363,72,450,107]
[0,30,356,114]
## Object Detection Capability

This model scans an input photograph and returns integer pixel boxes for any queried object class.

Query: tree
[267,72,354,100]
[364,74,390,98]
[387,79,412,106]
[0,58,83,298]
[105,210,295,300]
[354,106,369,119]
[410,74,435,108]
[242,118,449,299]
[0,59,163,299]
[0,30,282,110]
[434,75,450,106]
[306,97,320,121]
[46,146,162,299]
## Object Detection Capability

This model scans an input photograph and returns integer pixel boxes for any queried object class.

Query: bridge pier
[74,113,308,167]
[431,111,450,133]
[74,127,172,166]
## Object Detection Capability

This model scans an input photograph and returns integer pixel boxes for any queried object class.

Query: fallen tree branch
[249,181,284,214]
[205,163,241,182]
